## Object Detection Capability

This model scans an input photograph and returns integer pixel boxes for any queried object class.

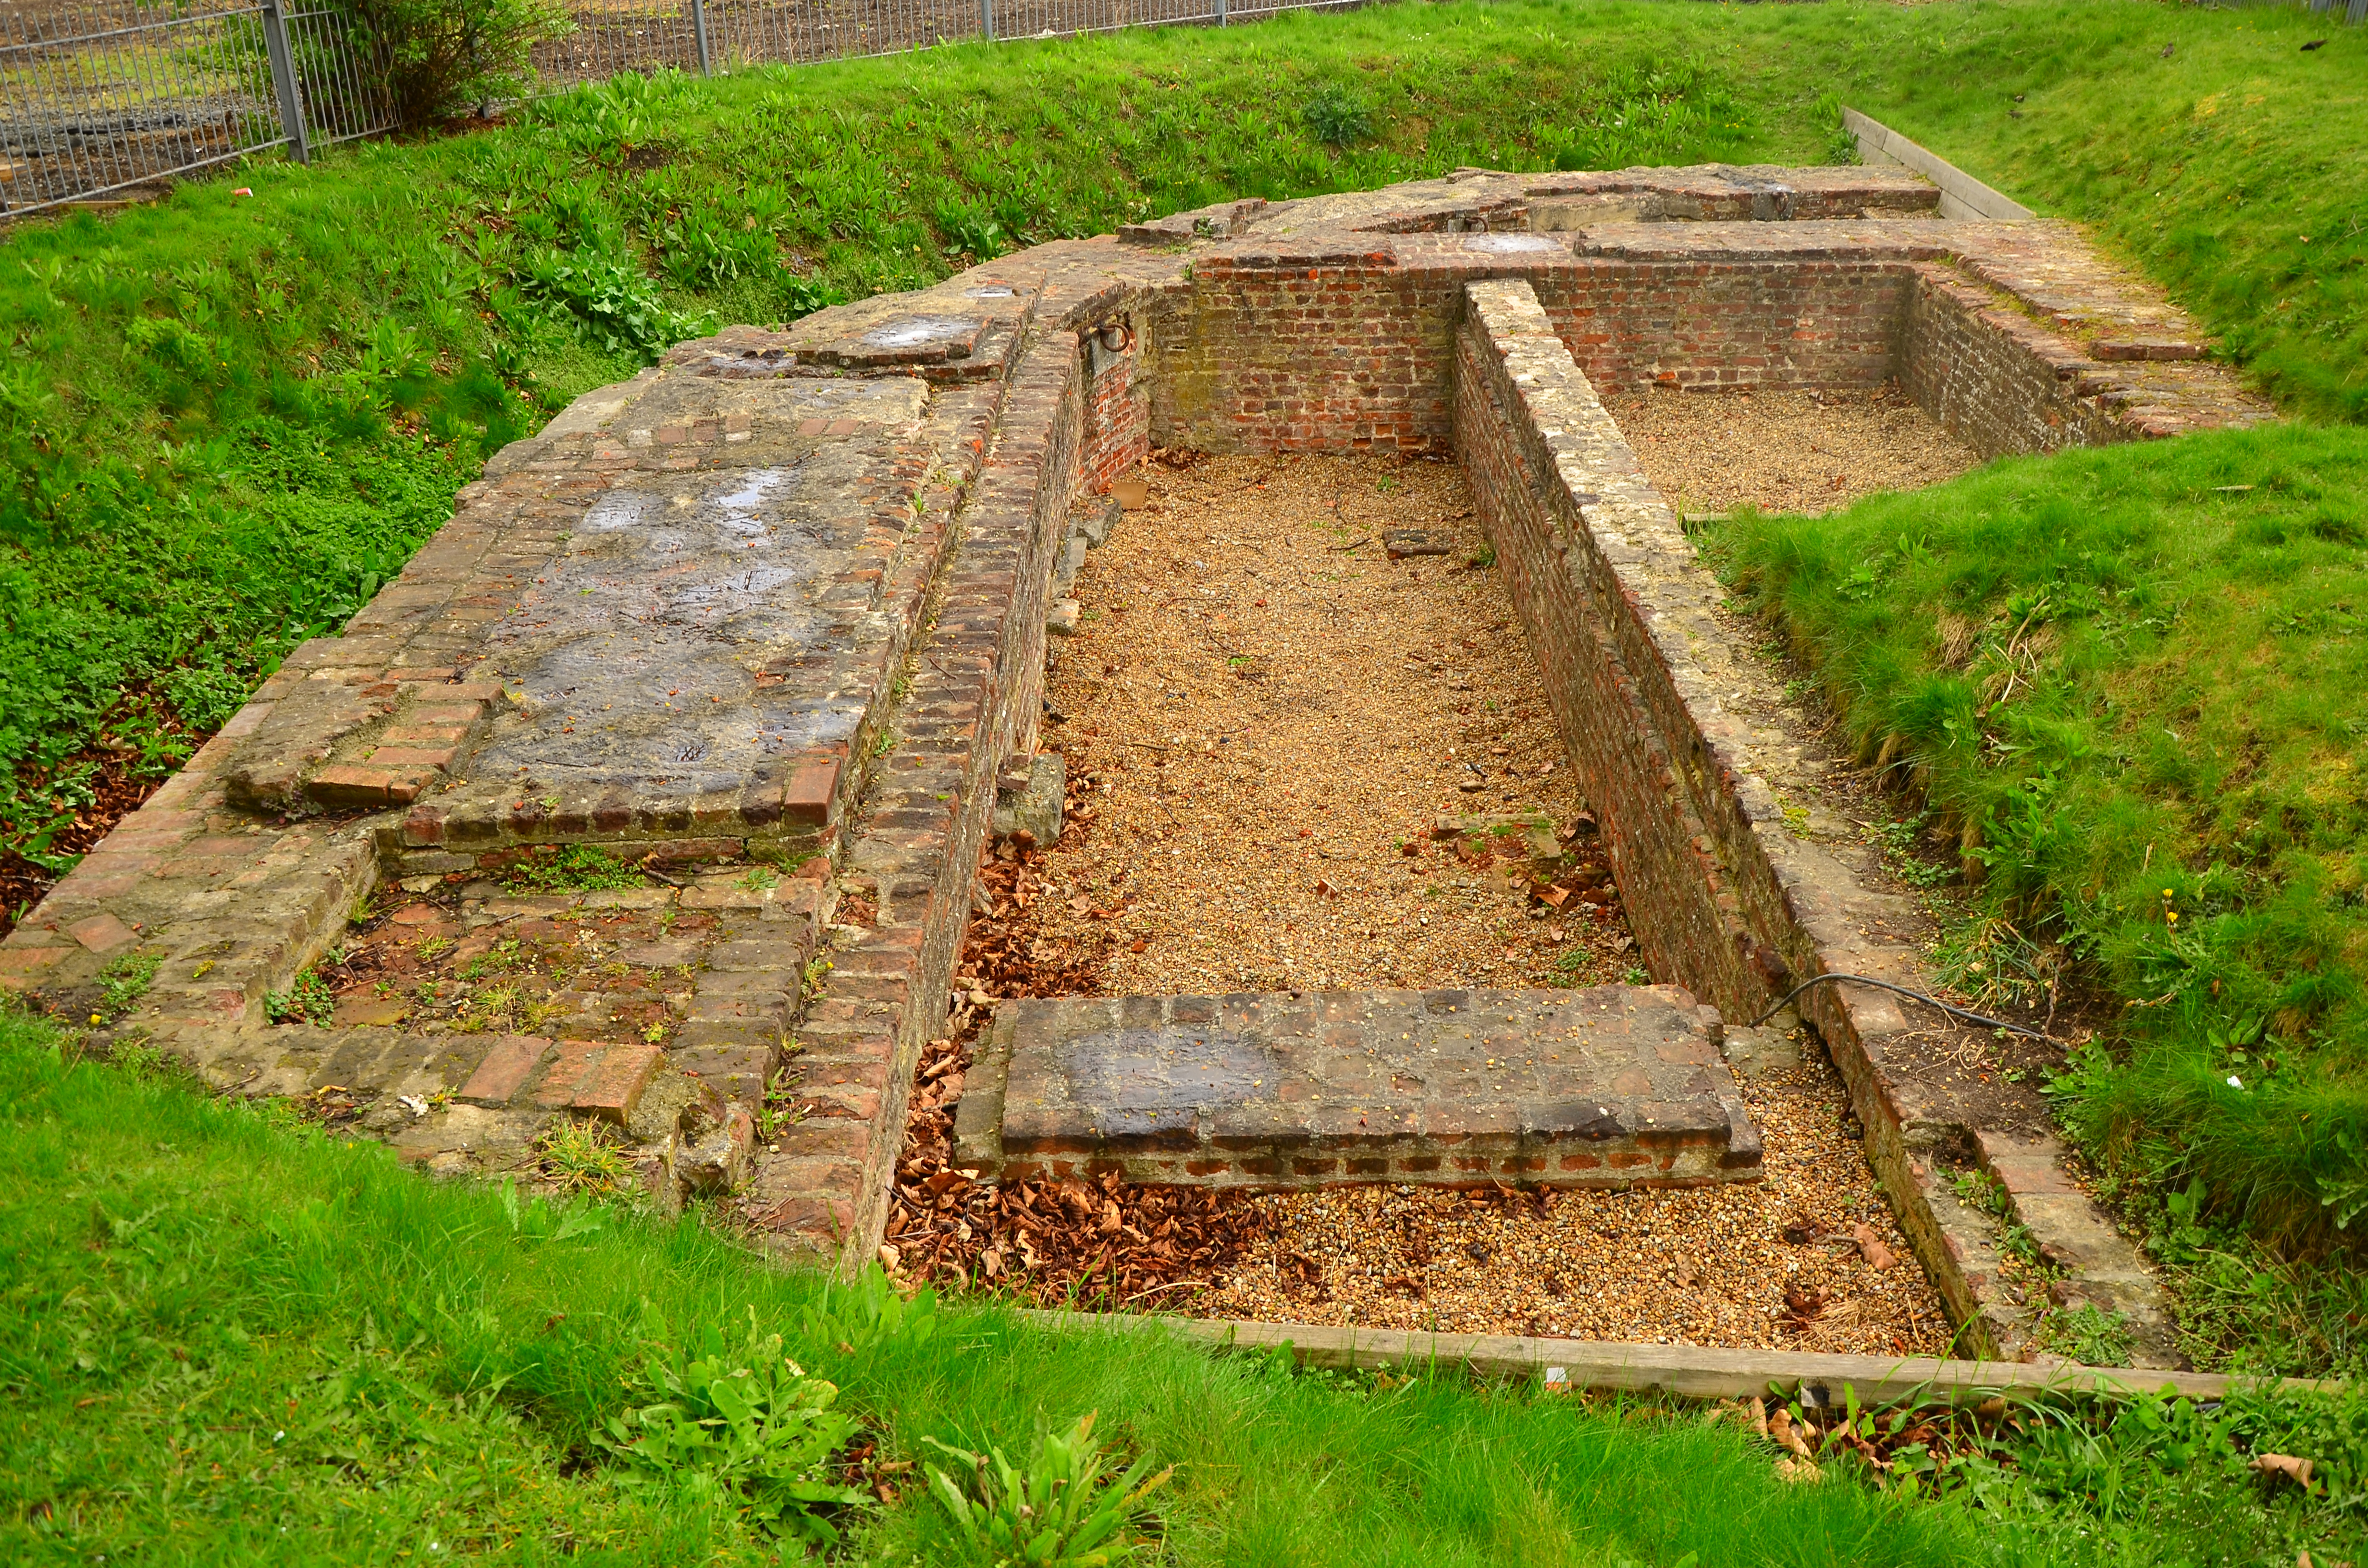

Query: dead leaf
[2253,1453,2316,1488]
[1850,1223,1896,1271]
[1768,1409,1816,1461]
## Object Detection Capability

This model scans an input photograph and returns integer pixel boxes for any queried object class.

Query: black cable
[1745,972,2053,1041]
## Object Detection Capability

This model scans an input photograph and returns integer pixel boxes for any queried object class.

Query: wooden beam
[1019,1309,2339,1404]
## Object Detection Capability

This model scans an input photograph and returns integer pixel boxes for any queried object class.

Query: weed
[94,952,161,1021]
[1951,1167,2046,1271]
[596,1308,868,1548]
[1301,86,1374,149]
[1868,814,1952,890]
[539,1118,636,1194]
[924,1410,1172,1567]
[737,865,780,893]
[505,844,646,893]
[803,1262,937,1360]
[2042,1302,2136,1367]
[264,969,335,1027]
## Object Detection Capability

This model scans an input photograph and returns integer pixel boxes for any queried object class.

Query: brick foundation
[4,165,2255,1363]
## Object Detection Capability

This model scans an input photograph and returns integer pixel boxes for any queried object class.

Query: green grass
[0,1010,1955,1565]
[1708,422,2368,1365]
[9,1007,2368,1565]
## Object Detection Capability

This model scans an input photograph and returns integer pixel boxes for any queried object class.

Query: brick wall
[1452,283,1769,1015]
[1532,259,1909,394]
[746,334,1088,1261]
[1147,247,1920,456]
[1080,320,1149,493]
[1897,266,2131,458]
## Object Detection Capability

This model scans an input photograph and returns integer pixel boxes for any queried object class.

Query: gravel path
[1609,383,1982,516]
[923,451,1956,1356]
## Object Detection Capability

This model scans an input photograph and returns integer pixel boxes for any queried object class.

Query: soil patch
[1609,383,1982,517]
[1034,451,1633,994]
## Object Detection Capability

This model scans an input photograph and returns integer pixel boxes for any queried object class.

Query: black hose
[1744,972,2053,1041]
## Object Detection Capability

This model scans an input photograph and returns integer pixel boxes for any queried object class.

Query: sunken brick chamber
[1,167,2260,1359]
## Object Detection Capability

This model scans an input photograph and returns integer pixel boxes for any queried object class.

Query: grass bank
[6,1010,2367,1565]
[0,1013,1937,1565]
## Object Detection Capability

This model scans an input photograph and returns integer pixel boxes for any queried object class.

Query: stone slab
[955,985,1760,1188]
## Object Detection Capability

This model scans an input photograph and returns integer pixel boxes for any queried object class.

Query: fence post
[259,0,310,164]
[1214,0,1226,24]
[690,0,712,74]
[981,0,995,41]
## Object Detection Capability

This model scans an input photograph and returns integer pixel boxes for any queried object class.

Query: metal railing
[532,0,1353,91]
[1,0,395,214]
[4,0,1350,215]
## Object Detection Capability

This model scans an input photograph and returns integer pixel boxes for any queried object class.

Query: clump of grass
[505,844,647,892]
[538,1118,637,1194]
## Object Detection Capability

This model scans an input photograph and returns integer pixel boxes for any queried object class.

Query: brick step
[952,984,1761,1189]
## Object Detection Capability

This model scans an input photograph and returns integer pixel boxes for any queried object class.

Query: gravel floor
[972,451,1956,1355]
[1609,383,1982,516]
[1033,452,1634,995]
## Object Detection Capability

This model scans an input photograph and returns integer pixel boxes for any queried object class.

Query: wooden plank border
[1019,1308,2339,1404]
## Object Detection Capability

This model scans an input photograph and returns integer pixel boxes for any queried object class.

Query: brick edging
[1451,276,2181,1365]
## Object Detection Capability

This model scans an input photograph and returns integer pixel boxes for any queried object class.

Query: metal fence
[10,0,2356,216]
[3,0,1350,216]
[1,0,396,215]
[536,0,1350,88]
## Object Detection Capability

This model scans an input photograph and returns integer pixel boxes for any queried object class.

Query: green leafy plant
[802,1262,937,1359]
[265,968,336,1027]
[519,247,711,360]
[595,1309,867,1548]
[505,844,647,892]
[923,1411,1172,1567]
[95,951,162,1021]
[1301,86,1374,149]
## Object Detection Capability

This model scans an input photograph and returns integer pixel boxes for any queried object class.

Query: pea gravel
[983,451,1954,1355]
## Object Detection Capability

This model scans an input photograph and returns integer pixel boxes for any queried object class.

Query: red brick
[66,913,138,953]
[532,1040,607,1107]
[457,1035,550,1107]
[571,1041,663,1122]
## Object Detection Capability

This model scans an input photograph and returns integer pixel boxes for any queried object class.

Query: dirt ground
[1608,382,1983,517]
[893,452,1957,1355]
[1029,449,1633,996]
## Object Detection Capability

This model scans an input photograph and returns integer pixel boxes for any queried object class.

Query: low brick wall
[752,333,1089,1255]
[1450,275,2181,1359]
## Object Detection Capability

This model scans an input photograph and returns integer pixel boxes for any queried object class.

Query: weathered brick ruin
[2,163,2268,1364]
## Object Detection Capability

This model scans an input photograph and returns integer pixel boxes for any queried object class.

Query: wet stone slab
[954,986,1762,1189]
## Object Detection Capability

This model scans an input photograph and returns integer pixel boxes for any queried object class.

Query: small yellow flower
[2167,911,2180,923]
[89,1013,102,1025]
[2161,888,2175,899]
